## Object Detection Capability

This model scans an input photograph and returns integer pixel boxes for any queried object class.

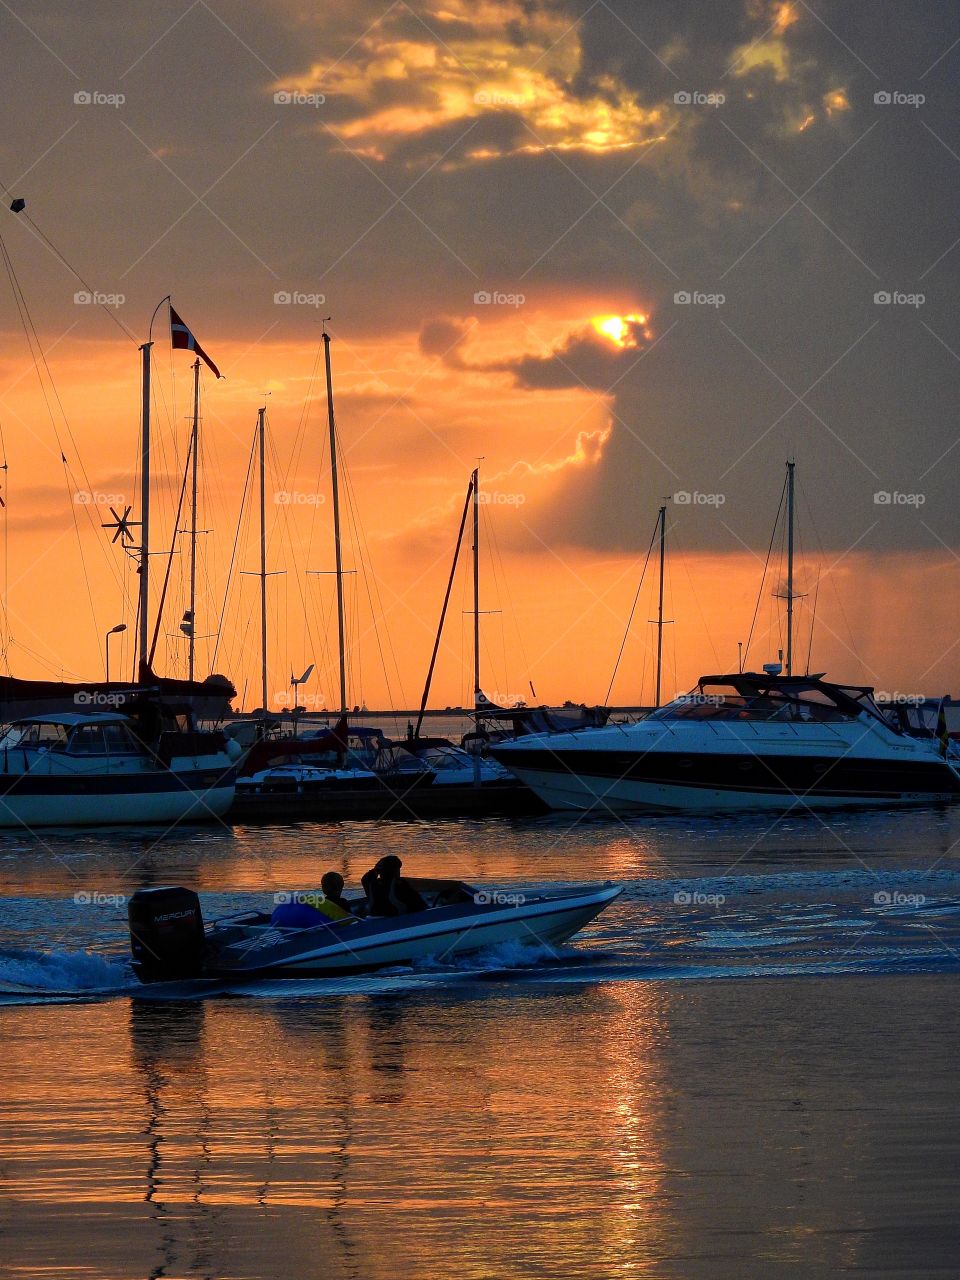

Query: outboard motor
[128,886,205,983]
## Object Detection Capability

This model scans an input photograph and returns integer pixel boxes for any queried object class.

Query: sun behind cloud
[590,313,652,349]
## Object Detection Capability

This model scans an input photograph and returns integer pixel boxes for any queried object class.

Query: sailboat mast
[258,405,268,720]
[786,459,795,678]
[472,464,480,708]
[188,357,200,683]
[322,331,347,715]
[655,503,666,708]
[138,340,152,675]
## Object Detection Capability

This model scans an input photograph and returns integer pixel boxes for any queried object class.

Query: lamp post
[105,623,127,685]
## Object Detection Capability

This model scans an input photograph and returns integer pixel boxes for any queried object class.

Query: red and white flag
[170,305,221,379]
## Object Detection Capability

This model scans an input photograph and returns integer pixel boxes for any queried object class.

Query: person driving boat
[361,855,427,916]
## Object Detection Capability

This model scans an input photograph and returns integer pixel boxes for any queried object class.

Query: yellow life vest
[314,896,353,922]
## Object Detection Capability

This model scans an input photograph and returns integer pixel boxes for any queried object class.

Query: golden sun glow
[591,314,650,348]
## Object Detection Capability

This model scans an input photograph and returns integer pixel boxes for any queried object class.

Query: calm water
[2,805,960,1278]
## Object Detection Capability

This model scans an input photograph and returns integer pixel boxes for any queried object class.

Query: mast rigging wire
[605,513,661,705]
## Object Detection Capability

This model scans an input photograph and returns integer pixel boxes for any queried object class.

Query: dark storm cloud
[496,0,960,556]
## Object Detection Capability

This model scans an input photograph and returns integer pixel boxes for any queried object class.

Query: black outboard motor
[128,886,205,983]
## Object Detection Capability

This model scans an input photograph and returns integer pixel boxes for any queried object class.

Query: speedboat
[0,706,237,828]
[491,671,960,813]
[127,878,622,981]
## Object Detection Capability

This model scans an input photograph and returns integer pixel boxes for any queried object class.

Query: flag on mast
[170,305,221,379]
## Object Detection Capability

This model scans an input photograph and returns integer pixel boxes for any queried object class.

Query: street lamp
[105,623,126,685]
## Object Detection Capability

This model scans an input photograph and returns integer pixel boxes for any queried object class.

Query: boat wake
[0,946,134,1002]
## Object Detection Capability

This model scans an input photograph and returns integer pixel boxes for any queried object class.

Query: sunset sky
[0,0,958,710]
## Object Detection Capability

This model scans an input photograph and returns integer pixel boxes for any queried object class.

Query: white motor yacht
[491,672,960,814]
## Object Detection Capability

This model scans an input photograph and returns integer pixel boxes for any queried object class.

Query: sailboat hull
[0,771,234,828]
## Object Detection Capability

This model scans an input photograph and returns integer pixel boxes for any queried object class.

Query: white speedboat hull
[219,886,619,975]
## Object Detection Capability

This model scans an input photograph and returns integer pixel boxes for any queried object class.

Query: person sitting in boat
[270,874,356,929]
[316,871,354,921]
[361,855,427,917]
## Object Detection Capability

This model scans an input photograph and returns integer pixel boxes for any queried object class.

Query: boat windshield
[0,721,70,750]
[648,679,884,724]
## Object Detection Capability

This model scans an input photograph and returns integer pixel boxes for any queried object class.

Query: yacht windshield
[648,678,879,724]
